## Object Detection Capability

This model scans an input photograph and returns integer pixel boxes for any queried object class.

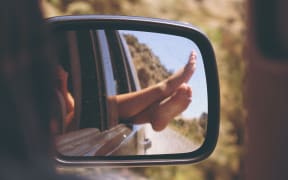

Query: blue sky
[120,30,208,119]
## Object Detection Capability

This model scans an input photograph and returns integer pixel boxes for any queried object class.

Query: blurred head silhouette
[0,0,63,179]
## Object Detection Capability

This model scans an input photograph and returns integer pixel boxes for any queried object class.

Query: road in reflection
[145,125,198,155]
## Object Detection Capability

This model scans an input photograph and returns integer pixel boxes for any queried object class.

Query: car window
[55,30,107,132]
[93,30,121,129]
[56,29,135,132]
[54,29,147,157]
[105,30,133,94]
[76,30,106,130]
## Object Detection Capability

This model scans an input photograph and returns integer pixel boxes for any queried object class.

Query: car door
[55,28,148,156]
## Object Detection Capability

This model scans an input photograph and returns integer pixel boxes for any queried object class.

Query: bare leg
[117,51,196,119]
[129,83,192,131]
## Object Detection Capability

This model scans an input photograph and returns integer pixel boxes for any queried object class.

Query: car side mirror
[47,15,219,166]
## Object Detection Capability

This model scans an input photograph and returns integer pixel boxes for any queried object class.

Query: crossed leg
[57,51,197,132]
[129,83,192,131]
[117,51,197,131]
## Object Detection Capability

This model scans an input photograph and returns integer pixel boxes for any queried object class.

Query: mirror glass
[53,29,208,156]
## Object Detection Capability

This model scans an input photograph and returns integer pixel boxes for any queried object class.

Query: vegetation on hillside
[43,0,246,179]
[123,34,172,88]
[169,113,207,145]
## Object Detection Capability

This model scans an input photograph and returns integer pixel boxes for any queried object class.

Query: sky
[120,30,208,119]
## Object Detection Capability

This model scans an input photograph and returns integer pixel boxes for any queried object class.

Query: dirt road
[145,125,199,155]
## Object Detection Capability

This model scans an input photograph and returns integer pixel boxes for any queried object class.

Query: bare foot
[128,83,192,131]
[159,51,196,98]
[151,83,192,131]
[116,51,196,120]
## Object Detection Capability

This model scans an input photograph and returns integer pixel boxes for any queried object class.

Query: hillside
[123,34,171,88]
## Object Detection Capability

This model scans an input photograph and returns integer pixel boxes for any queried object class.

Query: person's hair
[0,0,57,163]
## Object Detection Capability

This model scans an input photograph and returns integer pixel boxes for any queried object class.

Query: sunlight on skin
[118,51,197,131]
[56,51,196,132]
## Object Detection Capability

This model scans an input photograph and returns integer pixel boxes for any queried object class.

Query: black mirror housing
[47,15,220,166]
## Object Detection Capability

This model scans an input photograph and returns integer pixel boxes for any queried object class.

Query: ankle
[157,80,172,98]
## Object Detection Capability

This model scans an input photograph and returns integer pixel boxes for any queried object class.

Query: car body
[54,28,151,156]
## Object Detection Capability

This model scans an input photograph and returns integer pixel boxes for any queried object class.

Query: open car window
[54,29,146,156]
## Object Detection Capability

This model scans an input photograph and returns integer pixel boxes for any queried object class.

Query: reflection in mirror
[53,29,208,157]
